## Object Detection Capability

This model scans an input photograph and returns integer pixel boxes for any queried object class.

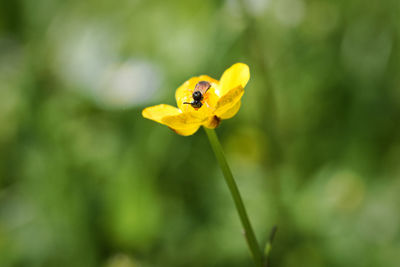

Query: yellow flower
[142,63,250,136]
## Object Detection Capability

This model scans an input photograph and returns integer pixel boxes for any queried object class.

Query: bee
[183,81,211,109]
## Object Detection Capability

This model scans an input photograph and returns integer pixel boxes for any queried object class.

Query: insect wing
[194,81,211,94]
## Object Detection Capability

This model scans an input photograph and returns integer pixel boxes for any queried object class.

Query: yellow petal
[170,125,201,136]
[175,75,219,113]
[162,112,207,129]
[215,86,244,117]
[142,104,181,124]
[219,101,241,119]
[143,104,201,136]
[163,112,205,136]
[218,63,250,97]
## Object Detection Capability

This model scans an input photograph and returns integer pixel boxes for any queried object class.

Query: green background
[0,0,399,266]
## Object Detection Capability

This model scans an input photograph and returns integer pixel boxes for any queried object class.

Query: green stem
[263,225,278,267]
[204,127,263,266]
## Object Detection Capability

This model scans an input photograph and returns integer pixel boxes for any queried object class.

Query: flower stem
[204,127,263,266]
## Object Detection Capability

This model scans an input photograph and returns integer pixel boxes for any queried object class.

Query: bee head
[191,100,202,108]
[183,100,203,109]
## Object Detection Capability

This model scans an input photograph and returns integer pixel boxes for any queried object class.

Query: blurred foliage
[0,0,399,266]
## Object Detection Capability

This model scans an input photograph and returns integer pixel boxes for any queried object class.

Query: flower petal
[219,101,241,119]
[162,112,207,129]
[142,104,181,124]
[170,125,201,136]
[218,63,250,97]
[175,75,219,113]
[143,105,202,135]
[215,86,244,117]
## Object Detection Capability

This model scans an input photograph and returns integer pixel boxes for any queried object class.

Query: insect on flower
[142,63,250,136]
[182,81,211,109]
